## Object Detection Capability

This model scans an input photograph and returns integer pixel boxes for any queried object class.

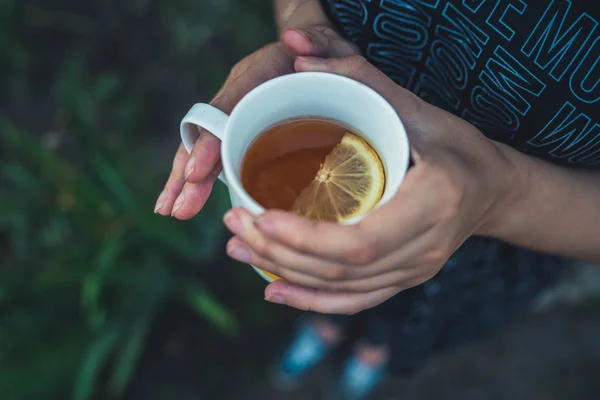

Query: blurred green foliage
[0,0,275,399]
[0,103,234,400]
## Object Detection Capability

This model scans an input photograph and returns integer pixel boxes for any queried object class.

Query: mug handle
[180,103,228,185]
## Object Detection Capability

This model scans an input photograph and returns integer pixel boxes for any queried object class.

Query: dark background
[1,1,600,399]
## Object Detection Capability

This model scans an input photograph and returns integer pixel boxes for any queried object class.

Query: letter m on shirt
[521,0,598,82]
[528,102,600,165]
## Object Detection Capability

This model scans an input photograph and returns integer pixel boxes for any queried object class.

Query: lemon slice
[291,133,385,222]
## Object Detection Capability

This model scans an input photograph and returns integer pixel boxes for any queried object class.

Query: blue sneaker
[271,320,336,390]
[328,354,387,400]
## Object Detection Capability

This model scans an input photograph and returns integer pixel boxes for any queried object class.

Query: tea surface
[241,118,346,210]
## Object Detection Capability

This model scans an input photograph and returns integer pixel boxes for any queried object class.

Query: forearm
[483,142,600,262]
[273,0,331,33]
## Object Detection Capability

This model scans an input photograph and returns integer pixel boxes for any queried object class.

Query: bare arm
[273,0,332,32]
[481,143,600,262]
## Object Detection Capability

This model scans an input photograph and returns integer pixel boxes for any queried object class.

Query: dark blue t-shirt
[316,1,592,375]
[321,0,599,167]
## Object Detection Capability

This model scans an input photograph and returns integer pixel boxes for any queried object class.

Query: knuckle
[422,243,451,264]
[163,183,179,199]
[345,248,373,265]
[211,89,234,113]
[257,243,275,261]
[319,265,346,281]
[316,26,336,37]
[266,54,285,77]
[437,183,462,222]
[357,56,370,70]
[293,221,319,252]
[347,55,367,69]
[260,245,276,261]
[292,235,310,254]
[172,148,189,171]
[303,27,326,42]
[229,58,248,76]
[345,239,380,265]
[249,236,273,260]
[229,63,240,77]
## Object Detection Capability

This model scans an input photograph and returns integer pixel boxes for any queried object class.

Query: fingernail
[255,218,277,236]
[171,193,184,216]
[154,190,167,213]
[223,211,243,235]
[265,294,286,305]
[297,56,325,64]
[227,244,251,263]
[184,156,195,180]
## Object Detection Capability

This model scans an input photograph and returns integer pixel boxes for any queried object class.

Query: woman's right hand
[154,26,359,219]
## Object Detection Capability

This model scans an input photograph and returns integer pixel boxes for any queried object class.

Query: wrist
[475,142,527,239]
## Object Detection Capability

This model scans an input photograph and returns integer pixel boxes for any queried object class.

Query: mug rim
[220,71,410,224]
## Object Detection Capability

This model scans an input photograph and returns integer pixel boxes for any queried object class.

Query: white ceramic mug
[180,72,410,282]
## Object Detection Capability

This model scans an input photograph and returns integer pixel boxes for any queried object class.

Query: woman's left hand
[223,55,520,314]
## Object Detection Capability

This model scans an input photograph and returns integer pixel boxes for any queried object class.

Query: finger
[227,221,436,293]
[155,143,190,215]
[224,200,442,293]
[157,79,240,215]
[227,234,377,292]
[294,55,426,126]
[171,165,220,220]
[226,236,350,289]
[246,242,421,293]
[225,209,434,292]
[281,27,359,58]
[264,280,401,315]
[228,204,435,276]
[223,209,350,279]
[182,83,247,185]
[329,268,426,292]
[184,129,222,183]
[224,209,387,290]
[254,210,383,266]
[229,229,431,293]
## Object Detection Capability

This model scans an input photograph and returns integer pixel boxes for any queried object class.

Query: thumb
[282,27,359,58]
[295,55,425,121]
